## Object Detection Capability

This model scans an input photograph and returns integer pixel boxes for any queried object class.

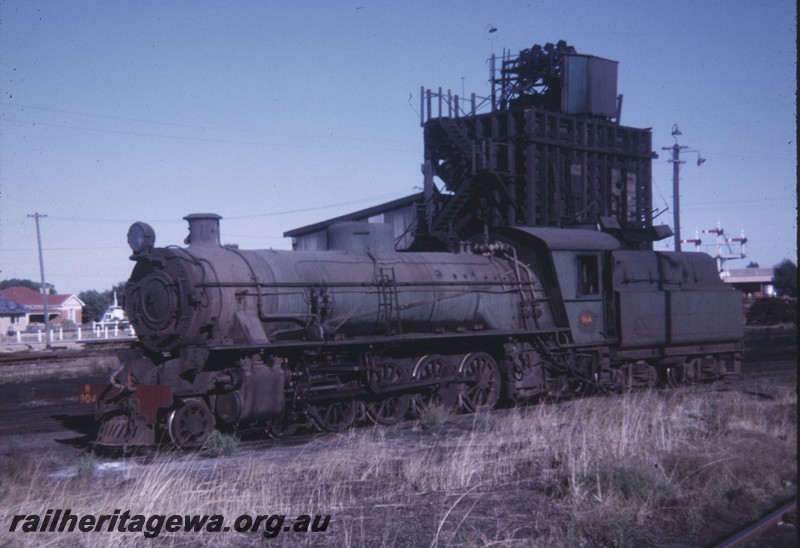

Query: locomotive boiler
[83,214,744,449]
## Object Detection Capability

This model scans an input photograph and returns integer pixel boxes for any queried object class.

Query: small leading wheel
[167,399,215,449]
[366,361,412,425]
[412,354,458,415]
[306,400,359,433]
[458,352,501,413]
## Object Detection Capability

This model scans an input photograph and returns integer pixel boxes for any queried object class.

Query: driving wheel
[458,352,501,412]
[412,354,458,415]
[366,361,412,425]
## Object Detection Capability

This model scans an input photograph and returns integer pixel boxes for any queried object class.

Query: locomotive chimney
[184,213,222,248]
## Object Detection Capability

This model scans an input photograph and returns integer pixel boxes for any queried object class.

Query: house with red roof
[0,295,30,335]
[0,286,84,332]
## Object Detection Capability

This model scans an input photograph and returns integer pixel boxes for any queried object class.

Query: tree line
[0,279,126,322]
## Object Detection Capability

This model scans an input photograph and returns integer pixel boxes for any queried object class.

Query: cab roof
[499,226,622,251]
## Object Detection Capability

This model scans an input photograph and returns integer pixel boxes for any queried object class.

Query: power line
[0,117,298,147]
[34,191,411,224]
[0,101,245,132]
[2,246,131,252]
[0,102,415,148]
[1,116,417,152]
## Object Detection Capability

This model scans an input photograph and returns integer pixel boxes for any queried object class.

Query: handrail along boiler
[82,214,744,448]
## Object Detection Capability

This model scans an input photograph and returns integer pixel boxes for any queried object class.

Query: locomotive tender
[83,214,744,449]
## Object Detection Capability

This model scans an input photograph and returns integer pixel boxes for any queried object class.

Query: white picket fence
[2,322,136,345]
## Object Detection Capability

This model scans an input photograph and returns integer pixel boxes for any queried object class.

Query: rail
[420,86,493,125]
[711,496,797,547]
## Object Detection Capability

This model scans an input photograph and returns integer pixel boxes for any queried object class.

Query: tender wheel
[699,356,725,380]
[306,400,359,433]
[167,399,215,449]
[458,352,501,412]
[625,361,657,388]
[366,361,412,425]
[412,354,458,415]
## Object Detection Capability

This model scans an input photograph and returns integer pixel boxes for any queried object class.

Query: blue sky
[0,0,796,295]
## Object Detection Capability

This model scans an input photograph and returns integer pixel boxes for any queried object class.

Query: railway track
[0,327,794,441]
[711,496,797,547]
[0,401,91,437]
[0,339,133,367]
[0,369,788,454]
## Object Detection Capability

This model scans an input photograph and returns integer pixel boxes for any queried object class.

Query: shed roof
[284,192,424,238]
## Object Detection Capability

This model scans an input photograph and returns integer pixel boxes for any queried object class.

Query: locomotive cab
[550,249,614,345]
[491,226,621,346]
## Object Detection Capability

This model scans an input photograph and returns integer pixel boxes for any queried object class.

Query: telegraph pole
[28,212,51,349]
[664,133,686,252]
[662,125,705,252]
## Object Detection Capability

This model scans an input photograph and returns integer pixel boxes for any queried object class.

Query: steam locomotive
[82,214,744,449]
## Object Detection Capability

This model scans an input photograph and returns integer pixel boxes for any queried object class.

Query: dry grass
[1,383,796,547]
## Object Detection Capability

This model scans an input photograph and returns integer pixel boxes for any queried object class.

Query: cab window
[577,255,599,296]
